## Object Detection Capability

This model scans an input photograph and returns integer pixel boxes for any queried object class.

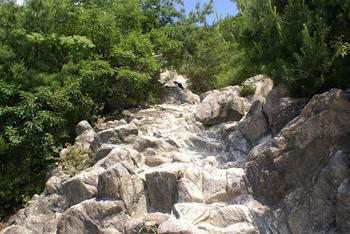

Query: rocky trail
[1,74,350,234]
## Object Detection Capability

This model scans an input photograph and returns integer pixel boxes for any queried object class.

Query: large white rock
[195,87,251,126]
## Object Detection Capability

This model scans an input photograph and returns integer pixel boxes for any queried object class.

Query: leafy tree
[0,0,214,218]
[235,0,350,97]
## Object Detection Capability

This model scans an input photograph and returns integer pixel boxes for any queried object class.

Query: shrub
[239,84,256,97]
[59,145,95,176]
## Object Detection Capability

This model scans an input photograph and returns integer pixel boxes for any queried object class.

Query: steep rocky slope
[1,74,349,234]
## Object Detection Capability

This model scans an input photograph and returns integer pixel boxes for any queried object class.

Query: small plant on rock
[59,145,95,176]
[239,84,256,97]
[138,224,158,234]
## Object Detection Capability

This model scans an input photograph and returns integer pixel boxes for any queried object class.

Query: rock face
[263,85,308,136]
[246,89,350,203]
[195,86,251,125]
[243,74,274,101]
[2,73,350,234]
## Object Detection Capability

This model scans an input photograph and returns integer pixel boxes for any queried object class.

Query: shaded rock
[336,178,350,233]
[227,130,252,161]
[308,151,349,231]
[145,168,182,213]
[97,163,146,215]
[115,123,139,142]
[95,144,117,161]
[134,135,174,153]
[2,195,62,234]
[246,89,350,204]
[134,136,159,152]
[62,170,100,208]
[57,199,125,234]
[263,85,308,136]
[188,135,223,153]
[195,88,251,126]
[238,98,271,146]
[174,203,215,224]
[76,120,93,136]
[145,154,173,167]
[90,128,121,152]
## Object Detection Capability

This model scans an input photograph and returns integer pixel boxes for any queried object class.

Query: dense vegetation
[0,0,212,218]
[235,0,350,97]
[1,0,349,219]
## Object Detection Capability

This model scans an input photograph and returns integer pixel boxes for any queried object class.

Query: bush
[239,84,256,97]
[59,145,95,176]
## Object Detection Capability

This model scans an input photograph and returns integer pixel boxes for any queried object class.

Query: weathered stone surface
[44,176,62,195]
[336,178,350,233]
[94,119,127,133]
[144,213,170,226]
[227,129,252,161]
[158,219,205,234]
[145,168,182,213]
[134,136,160,152]
[200,90,218,102]
[94,146,142,170]
[243,75,274,101]
[0,225,33,234]
[238,98,270,146]
[1,195,62,234]
[209,205,252,227]
[174,203,215,225]
[161,86,200,105]
[188,135,223,153]
[195,88,251,126]
[76,120,93,136]
[263,85,308,136]
[57,199,125,234]
[115,123,139,142]
[97,163,146,215]
[145,154,173,167]
[90,128,121,152]
[202,166,240,203]
[178,166,204,203]
[178,165,246,204]
[62,170,100,208]
[246,89,350,204]
[198,222,258,234]
[75,129,95,149]
[95,144,117,161]
[6,75,350,234]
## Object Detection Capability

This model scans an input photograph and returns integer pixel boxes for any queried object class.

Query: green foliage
[138,224,158,234]
[239,84,256,97]
[59,145,95,176]
[0,0,214,219]
[182,17,246,93]
[332,36,350,58]
[235,0,350,97]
